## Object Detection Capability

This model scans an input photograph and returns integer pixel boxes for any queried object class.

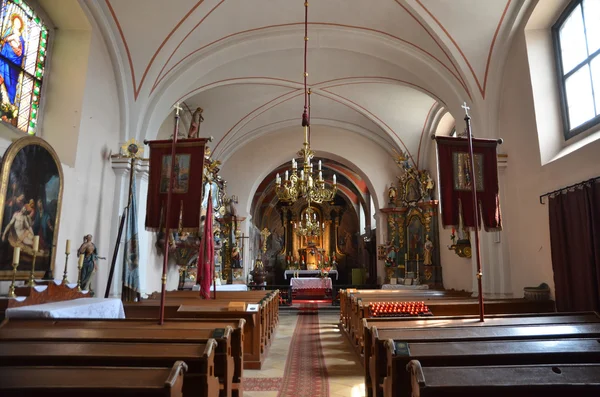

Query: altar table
[5,298,126,319]
[284,270,338,280]
[290,277,333,290]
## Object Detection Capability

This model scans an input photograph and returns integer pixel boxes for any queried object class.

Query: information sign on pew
[246,304,259,312]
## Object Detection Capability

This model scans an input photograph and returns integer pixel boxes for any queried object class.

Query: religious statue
[188,107,204,139]
[77,234,103,294]
[231,242,242,269]
[423,235,434,265]
[388,183,397,206]
[384,241,397,267]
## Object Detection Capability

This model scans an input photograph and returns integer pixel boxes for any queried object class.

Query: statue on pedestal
[187,107,204,139]
[423,235,434,265]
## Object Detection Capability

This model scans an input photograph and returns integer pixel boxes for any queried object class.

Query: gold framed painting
[0,136,63,280]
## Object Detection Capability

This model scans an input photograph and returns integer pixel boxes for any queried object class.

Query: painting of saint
[160,154,190,194]
[408,216,423,259]
[0,137,62,278]
[0,12,25,107]
[453,152,484,192]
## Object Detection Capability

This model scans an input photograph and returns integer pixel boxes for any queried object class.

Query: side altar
[381,152,442,289]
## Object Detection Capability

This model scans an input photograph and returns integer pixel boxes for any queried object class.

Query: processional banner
[145,138,208,231]
[122,176,140,302]
[436,136,502,231]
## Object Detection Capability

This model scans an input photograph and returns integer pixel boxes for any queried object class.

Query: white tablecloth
[290,277,332,290]
[284,270,338,280]
[381,284,429,290]
[6,298,126,319]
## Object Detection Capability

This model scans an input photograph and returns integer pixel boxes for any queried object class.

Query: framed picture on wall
[0,136,63,280]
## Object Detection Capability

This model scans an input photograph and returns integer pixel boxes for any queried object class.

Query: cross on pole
[174,102,183,117]
[461,102,470,117]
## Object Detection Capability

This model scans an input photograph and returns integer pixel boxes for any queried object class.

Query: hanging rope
[301,1,309,128]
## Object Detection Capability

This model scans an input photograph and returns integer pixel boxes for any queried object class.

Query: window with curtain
[553,0,600,139]
[0,0,48,135]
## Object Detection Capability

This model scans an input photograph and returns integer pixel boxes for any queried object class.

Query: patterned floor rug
[278,313,329,397]
[243,377,283,391]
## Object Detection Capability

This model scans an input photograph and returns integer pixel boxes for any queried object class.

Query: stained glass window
[553,0,600,139]
[0,0,47,135]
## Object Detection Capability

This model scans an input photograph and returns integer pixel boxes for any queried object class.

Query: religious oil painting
[452,152,484,192]
[160,154,190,194]
[0,136,63,279]
[0,0,48,135]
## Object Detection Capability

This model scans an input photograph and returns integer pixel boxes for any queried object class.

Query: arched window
[0,0,48,135]
[553,0,600,139]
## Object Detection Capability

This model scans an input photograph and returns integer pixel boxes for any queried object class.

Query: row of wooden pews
[339,288,556,352]
[0,289,280,397]
[360,308,600,396]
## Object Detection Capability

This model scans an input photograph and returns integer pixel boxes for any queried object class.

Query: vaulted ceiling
[85,0,529,166]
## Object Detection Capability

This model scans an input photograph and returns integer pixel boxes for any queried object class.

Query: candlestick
[8,247,20,298]
[62,252,71,284]
[318,160,322,170]
[28,237,40,287]
[65,239,71,254]
[77,253,84,291]
[333,174,336,184]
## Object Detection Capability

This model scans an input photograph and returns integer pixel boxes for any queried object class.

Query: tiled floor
[244,312,366,397]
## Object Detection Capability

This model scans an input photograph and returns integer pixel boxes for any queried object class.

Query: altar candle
[65,239,71,254]
[13,247,20,264]
[32,236,39,252]
[416,254,419,262]
[78,254,84,266]
[405,253,408,262]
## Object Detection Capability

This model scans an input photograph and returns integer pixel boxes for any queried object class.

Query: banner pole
[159,105,181,325]
[463,103,485,322]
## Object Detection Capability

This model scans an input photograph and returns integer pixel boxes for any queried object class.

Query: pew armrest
[166,361,188,388]
[406,360,424,397]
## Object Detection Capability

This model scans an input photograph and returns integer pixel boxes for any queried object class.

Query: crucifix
[461,102,470,117]
[260,228,271,253]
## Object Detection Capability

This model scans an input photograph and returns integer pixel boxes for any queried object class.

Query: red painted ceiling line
[416,102,437,168]
[317,78,444,107]
[316,89,419,168]
[217,92,305,156]
[175,76,302,104]
[105,1,136,98]
[151,0,226,93]
[213,89,303,154]
[393,0,470,99]
[415,0,511,99]
[106,0,206,100]
[152,22,468,95]
[326,163,368,192]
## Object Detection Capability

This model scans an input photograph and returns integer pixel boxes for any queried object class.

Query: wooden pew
[0,361,188,397]
[362,312,600,397]
[406,360,600,397]
[0,317,246,393]
[123,302,265,369]
[370,322,600,397]
[383,338,600,397]
[0,341,220,397]
[0,326,235,397]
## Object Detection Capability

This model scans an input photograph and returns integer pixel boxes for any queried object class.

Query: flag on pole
[122,176,141,302]
[198,190,214,299]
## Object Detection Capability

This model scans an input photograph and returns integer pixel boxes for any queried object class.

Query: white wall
[499,29,600,298]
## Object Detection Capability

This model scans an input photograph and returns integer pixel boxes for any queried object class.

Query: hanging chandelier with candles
[293,198,324,237]
[275,1,337,204]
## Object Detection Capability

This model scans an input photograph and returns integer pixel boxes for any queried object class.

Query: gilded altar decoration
[381,152,442,288]
[0,136,62,280]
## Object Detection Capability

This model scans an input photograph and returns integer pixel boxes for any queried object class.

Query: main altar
[381,152,443,289]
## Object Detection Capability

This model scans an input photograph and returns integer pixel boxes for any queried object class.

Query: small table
[5,298,126,319]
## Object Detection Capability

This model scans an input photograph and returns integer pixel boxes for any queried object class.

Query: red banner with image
[145,138,208,232]
[436,136,502,231]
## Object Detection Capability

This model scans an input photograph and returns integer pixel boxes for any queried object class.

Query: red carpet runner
[278,313,329,397]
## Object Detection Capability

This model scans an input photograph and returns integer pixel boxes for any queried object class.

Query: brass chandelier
[293,199,323,237]
[275,1,337,204]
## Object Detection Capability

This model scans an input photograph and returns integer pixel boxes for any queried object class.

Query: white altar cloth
[6,298,126,319]
[284,270,338,280]
[290,277,332,290]
[381,284,429,290]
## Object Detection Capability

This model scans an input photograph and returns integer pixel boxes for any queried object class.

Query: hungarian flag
[198,190,214,299]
